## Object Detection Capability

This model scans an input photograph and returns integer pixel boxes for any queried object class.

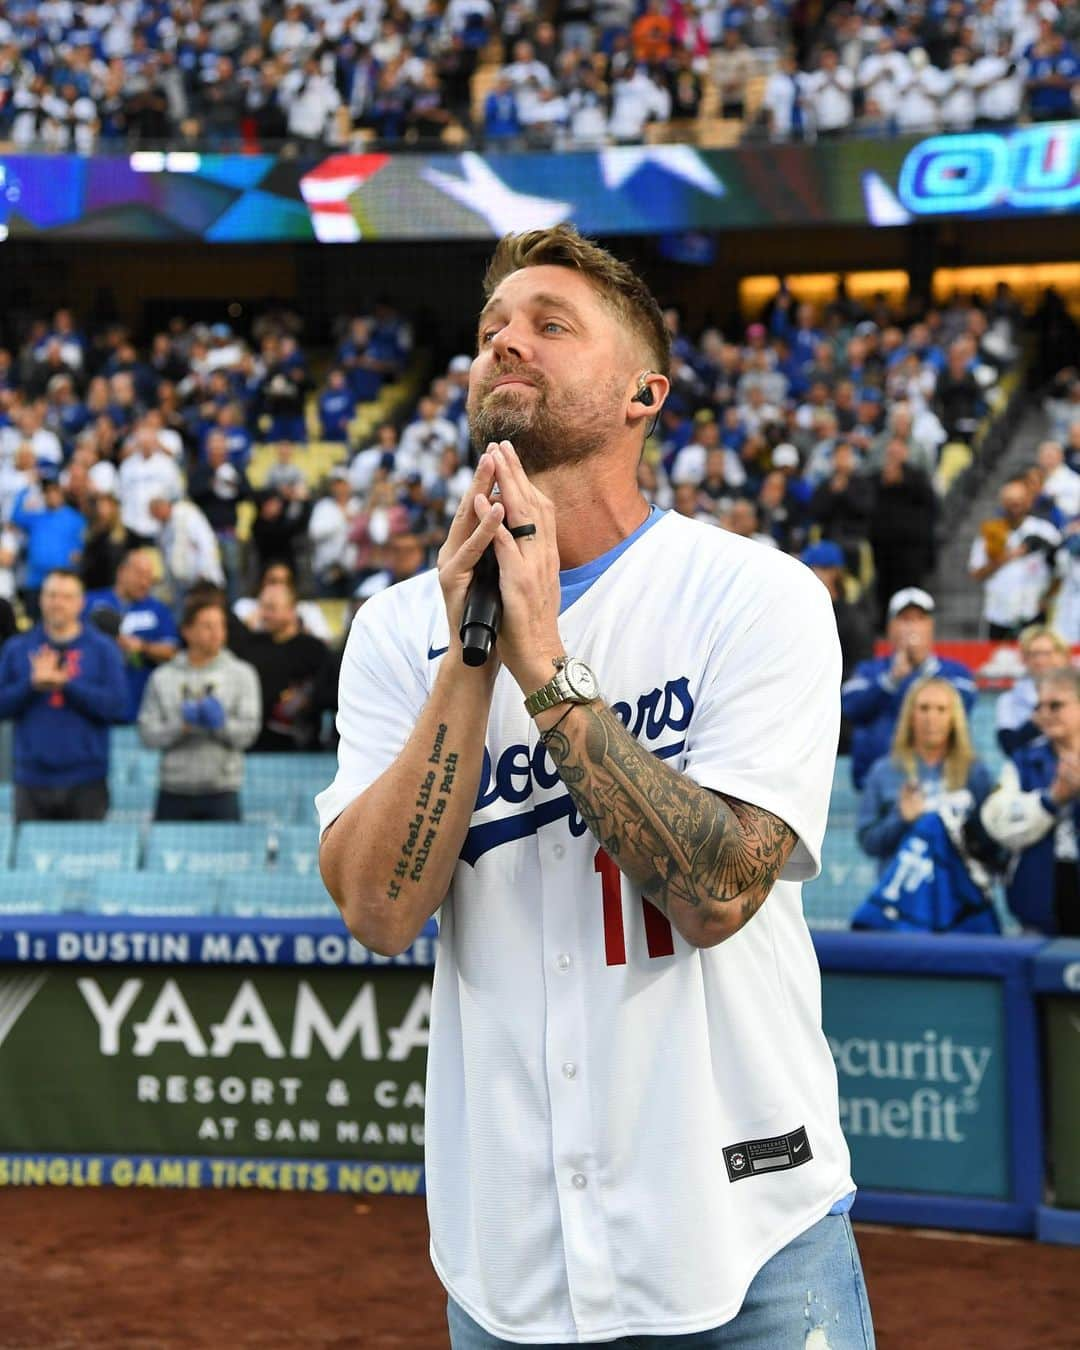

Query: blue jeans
[447,1212,874,1349]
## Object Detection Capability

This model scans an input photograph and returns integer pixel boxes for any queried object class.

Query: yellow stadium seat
[694,116,743,148]
[934,442,974,496]
[315,598,350,639]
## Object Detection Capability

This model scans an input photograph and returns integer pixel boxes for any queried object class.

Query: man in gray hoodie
[138,594,261,821]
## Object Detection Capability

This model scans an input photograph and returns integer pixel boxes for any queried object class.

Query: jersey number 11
[594,848,674,965]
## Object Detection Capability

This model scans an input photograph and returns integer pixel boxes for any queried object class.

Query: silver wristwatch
[523,656,600,717]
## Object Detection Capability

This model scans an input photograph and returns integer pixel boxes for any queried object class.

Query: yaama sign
[0,966,431,1159]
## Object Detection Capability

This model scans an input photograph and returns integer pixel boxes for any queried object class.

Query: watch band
[524,674,570,716]
[523,657,599,718]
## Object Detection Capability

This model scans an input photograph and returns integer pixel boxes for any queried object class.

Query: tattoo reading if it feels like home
[387,723,458,901]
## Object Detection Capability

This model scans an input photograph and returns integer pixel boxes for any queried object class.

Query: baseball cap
[773,443,800,469]
[887,587,935,619]
[801,541,845,569]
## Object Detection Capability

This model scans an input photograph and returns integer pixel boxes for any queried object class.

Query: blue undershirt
[558,505,664,613]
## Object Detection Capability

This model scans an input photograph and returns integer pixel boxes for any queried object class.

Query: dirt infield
[0,1190,1072,1349]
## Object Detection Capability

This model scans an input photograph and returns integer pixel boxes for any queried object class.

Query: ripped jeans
[447,1211,875,1349]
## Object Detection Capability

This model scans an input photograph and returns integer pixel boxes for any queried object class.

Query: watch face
[564,658,598,701]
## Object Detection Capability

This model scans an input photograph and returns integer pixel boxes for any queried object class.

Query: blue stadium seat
[271,824,320,876]
[803,828,879,930]
[109,746,161,787]
[15,823,141,877]
[829,757,859,815]
[107,780,155,824]
[294,792,320,826]
[86,871,220,917]
[219,873,337,918]
[0,871,68,914]
[110,724,143,752]
[245,753,337,783]
[240,783,299,827]
[143,823,270,874]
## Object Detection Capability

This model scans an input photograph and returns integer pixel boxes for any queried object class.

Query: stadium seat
[239,783,299,828]
[0,871,68,914]
[107,779,155,824]
[245,753,337,785]
[271,823,320,876]
[829,759,859,816]
[219,873,337,919]
[110,746,161,787]
[294,792,320,826]
[143,822,270,874]
[86,870,220,917]
[803,829,879,930]
[15,823,141,877]
[110,725,143,752]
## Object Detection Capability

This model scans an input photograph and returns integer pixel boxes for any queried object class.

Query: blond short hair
[1019,624,1070,658]
[482,225,671,377]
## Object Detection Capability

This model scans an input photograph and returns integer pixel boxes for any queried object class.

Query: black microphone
[460,542,501,666]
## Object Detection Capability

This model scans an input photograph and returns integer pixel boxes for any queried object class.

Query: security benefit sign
[0,966,430,1159]
[822,973,1007,1198]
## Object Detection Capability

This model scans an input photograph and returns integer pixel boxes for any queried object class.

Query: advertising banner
[822,972,1008,1198]
[0,965,430,1163]
[0,122,1073,242]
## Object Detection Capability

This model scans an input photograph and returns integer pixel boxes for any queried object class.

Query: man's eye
[542,321,565,335]
[479,329,498,345]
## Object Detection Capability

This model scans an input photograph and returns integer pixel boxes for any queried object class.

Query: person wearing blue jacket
[841,586,977,789]
[981,666,1080,935]
[11,473,85,616]
[858,676,994,874]
[0,568,128,821]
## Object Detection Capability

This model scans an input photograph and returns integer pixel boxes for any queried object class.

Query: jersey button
[555,953,572,972]
[571,1172,587,1190]
[553,844,565,860]
[562,1062,577,1079]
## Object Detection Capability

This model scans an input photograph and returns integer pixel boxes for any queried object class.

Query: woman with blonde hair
[857,675,994,871]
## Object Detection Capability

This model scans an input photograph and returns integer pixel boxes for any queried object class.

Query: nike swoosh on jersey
[428,644,449,660]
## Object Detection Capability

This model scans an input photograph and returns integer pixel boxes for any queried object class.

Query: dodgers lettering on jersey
[318,513,853,1345]
[464,676,692,863]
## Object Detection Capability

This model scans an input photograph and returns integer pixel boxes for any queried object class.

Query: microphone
[460,542,501,666]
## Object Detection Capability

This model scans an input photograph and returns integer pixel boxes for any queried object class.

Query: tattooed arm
[320,450,507,957]
[541,700,797,948]
[319,654,496,956]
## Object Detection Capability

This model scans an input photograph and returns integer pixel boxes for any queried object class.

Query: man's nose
[489,319,532,363]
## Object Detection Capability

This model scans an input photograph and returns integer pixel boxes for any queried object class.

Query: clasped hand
[1050,751,1080,805]
[436,440,563,692]
[30,646,68,690]
[182,695,226,732]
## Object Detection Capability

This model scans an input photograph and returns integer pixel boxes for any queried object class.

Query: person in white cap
[841,586,977,789]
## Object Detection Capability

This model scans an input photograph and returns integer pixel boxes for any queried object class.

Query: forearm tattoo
[386,722,459,902]
[544,703,796,936]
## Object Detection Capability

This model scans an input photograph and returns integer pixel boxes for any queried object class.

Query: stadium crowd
[0,0,1073,153]
[0,275,1075,933]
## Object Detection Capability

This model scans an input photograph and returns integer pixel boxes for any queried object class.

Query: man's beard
[468,376,618,474]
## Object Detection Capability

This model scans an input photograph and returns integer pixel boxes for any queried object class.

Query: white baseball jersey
[317,511,853,1344]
